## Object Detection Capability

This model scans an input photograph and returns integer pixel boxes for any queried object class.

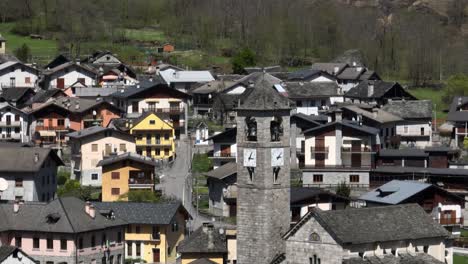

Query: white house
[0,246,37,264]
[0,102,29,143]
[159,69,214,93]
[208,128,237,169]
[43,62,97,89]
[0,61,39,89]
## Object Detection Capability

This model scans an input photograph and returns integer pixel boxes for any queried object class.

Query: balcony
[0,133,21,140]
[35,125,68,131]
[128,178,154,189]
[310,147,329,153]
[0,121,21,127]
[434,217,464,226]
[137,139,173,147]
[303,183,370,188]
[301,164,373,171]
[142,107,184,114]
[83,115,103,121]
[341,147,375,153]
[210,152,237,159]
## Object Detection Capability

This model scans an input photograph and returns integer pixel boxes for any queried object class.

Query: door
[132,102,139,113]
[220,144,231,157]
[57,78,65,89]
[351,141,361,167]
[229,204,237,217]
[153,248,160,263]
[6,115,10,126]
[315,137,325,168]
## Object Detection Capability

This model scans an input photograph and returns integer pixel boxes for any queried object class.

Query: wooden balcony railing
[128,178,154,185]
[310,147,329,153]
[142,107,184,114]
[341,147,375,153]
[435,217,464,226]
[211,152,237,158]
[35,125,68,131]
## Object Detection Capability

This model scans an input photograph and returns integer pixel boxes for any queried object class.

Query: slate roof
[311,63,348,75]
[0,246,17,262]
[44,54,71,69]
[0,87,35,102]
[359,180,432,205]
[342,105,402,124]
[0,61,39,74]
[160,69,215,84]
[0,197,126,233]
[28,97,122,115]
[189,258,218,264]
[378,148,428,158]
[207,128,236,142]
[244,65,282,74]
[291,113,322,127]
[290,187,349,204]
[74,87,119,97]
[343,253,444,264]
[236,78,291,110]
[178,224,227,254]
[205,162,237,180]
[283,82,341,99]
[0,147,63,172]
[447,96,468,122]
[0,54,19,64]
[111,83,190,99]
[191,80,234,94]
[346,81,408,99]
[372,166,468,176]
[44,62,97,76]
[337,67,365,80]
[381,100,432,119]
[94,201,189,225]
[303,120,379,135]
[97,152,158,167]
[287,68,332,81]
[284,204,449,244]
[26,88,65,105]
[67,126,134,141]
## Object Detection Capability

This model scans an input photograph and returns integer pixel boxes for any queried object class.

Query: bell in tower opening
[270,116,283,142]
[245,116,257,141]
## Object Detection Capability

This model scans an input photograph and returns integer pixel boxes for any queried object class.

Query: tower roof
[236,74,291,111]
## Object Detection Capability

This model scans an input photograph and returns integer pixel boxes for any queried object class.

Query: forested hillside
[1,0,468,85]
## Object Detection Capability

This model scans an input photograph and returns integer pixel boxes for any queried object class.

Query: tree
[335,181,351,198]
[231,48,256,74]
[57,179,93,200]
[443,74,468,104]
[14,43,31,62]
[119,190,162,202]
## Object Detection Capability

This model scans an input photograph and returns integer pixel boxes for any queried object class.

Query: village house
[98,152,158,202]
[68,126,136,187]
[283,82,344,116]
[0,87,36,109]
[381,100,433,148]
[0,61,39,89]
[24,88,67,108]
[0,102,29,143]
[28,97,122,146]
[159,69,215,93]
[0,35,5,55]
[0,197,126,264]
[288,68,336,83]
[190,79,235,117]
[283,204,452,264]
[447,96,468,147]
[345,81,416,106]
[208,128,237,169]
[178,223,227,264]
[291,113,323,168]
[94,201,191,264]
[42,62,98,89]
[81,51,122,66]
[0,146,63,202]
[205,162,237,217]
[301,110,380,188]
[0,245,37,264]
[375,147,457,169]
[111,83,190,139]
[359,180,466,235]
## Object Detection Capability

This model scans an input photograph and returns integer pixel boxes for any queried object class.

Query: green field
[408,87,447,119]
[455,254,468,264]
[0,22,58,58]
[124,28,166,42]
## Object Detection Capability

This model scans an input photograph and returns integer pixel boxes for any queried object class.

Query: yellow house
[178,223,227,264]
[99,152,158,202]
[130,111,176,160]
[94,201,191,264]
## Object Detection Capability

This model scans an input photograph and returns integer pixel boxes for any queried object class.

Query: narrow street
[160,138,210,231]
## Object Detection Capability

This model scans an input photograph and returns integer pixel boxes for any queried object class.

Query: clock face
[271,148,284,167]
[243,148,257,167]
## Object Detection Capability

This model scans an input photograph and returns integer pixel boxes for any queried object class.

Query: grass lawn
[455,254,468,264]
[462,229,468,238]
[408,87,447,120]
[0,22,58,59]
[124,28,166,42]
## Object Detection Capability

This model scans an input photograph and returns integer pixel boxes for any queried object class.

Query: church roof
[236,76,291,111]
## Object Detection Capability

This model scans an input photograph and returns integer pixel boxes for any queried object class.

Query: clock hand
[276,154,282,160]
[248,152,253,160]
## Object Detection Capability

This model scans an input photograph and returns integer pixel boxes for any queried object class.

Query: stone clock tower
[236,78,292,264]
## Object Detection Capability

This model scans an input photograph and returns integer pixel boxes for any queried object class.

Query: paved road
[160,138,210,231]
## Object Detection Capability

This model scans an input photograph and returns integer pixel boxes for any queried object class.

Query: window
[155,148,161,156]
[164,133,169,140]
[127,225,132,233]
[350,175,360,183]
[91,144,98,152]
[25,77,31,84]
[119,144,126,152]
[111,172,120,180]
[15,178,23,187]
[10,77,15,87]
[404,126,408,134]
[101,233,107,247]
[309,232,320,242]
[135,225,141,234]
[117,231,122,243]
[37,119,44,126]
[296,100,303,107]
[152,226,160,240]
[57,119,65,127]
[421,127,425,136]
[149,120,156,125]
[47,237,53,250]
[135,242,141,257]
[164,148,170,156]
[91,173,98,180]
[33,237,40,249]
[61,239,67,250]
[78,237,83,249]
[313,174,323,183]
[91,235,96,248]
[14,127,19,133]
[15,237,21,248]
[171,221,179,232]
[14,115,19,121]
[310,255,321,264]
[127,242,132,256]
[111,188,120,195]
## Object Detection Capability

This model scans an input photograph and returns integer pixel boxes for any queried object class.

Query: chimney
[352,61,357,66]
[333,66,340,74]
[248,80,254,88]
[89,204,96,219]
[155,66,160,76]
[356,67,363,72]
[75,101,80,110]
[13,200,20,213]
[34,153,39,163]
[85,201,91,215]
[372,108,378,118]
[202,223,215,249]
[335,109,342,122]
[368,83,374,97]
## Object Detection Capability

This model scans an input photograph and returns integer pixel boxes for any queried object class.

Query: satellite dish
[0,178,7,191]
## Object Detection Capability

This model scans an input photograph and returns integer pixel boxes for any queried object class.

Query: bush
[14,44,31,63]
[119,190,162,202]
[335,181,351,198]
[192,154,212,173]
[231,48,256,74]
[57,169,70,186]
[57,180,93,201]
